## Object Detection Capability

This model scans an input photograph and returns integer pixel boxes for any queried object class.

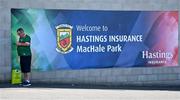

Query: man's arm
[17,42,30,46]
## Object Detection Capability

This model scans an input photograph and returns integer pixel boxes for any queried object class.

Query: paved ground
[0,83,180,100]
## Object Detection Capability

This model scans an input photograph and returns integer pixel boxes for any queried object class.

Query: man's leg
[22,72,31,86]
[24,72,30,81]
[20,56,31,86]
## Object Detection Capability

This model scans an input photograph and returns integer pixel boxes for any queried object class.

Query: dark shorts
[20,56,31,73]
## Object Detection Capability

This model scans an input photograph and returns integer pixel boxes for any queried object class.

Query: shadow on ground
[0,82,180,91]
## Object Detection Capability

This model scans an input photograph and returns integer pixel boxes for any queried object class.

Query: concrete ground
[0,83,180,100]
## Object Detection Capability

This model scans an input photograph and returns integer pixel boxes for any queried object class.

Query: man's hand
[16,42,22,46]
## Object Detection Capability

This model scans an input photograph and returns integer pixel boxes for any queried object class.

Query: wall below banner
[0,0,180,86]
[31,67,180,86]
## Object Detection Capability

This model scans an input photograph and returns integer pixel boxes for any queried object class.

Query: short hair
[17,28,24,33]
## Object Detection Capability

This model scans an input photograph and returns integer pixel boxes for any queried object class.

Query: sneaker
[22,80,31,87]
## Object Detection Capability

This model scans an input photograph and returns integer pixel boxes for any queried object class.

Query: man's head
[17,28,25,37]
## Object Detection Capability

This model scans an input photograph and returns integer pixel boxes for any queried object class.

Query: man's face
[17,31,24,37]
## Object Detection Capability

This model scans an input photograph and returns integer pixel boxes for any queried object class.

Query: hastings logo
[56,24,73,54]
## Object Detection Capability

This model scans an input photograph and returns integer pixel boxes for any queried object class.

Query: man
[16,28,32,86]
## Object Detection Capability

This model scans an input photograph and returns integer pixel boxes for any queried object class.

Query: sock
[25,80,30,83]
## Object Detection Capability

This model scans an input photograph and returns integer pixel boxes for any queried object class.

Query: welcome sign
[11,9,178,71]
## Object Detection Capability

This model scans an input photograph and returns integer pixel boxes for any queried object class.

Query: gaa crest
[56,24,73,54]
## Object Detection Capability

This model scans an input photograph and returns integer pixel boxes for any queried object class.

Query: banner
[11,9,178,71]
